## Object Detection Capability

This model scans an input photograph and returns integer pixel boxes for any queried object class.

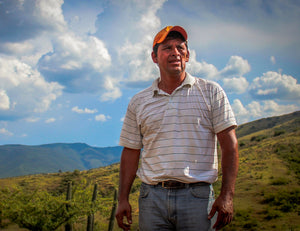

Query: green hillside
[0,111,299,230]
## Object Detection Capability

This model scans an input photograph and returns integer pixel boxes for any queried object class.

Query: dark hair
[153,31,188,56]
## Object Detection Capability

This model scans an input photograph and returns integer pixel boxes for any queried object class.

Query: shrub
[270,177,290,185]
[274,130,285,137]
[250,135,267,142]
[262,189,300,213]
[264,209,282,220]
[239,142,246,147]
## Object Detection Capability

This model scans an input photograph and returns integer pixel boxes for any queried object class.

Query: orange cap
[152,26,188,48]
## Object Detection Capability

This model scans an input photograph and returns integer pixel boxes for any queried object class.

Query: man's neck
[158,72,186,94]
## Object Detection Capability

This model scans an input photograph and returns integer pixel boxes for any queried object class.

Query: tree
[0,185,101,231]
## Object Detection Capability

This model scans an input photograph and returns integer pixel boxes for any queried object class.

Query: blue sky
[0,0,299,147]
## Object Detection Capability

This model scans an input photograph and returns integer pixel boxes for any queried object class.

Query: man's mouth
[169,59,181,64]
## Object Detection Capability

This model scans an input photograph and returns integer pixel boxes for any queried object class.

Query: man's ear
[151,51,158,64]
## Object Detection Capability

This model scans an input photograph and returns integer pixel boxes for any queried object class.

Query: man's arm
[208,126,239,230]
[115,147,141,231]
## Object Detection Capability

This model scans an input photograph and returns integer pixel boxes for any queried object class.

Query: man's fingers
[126,209,132,224]
[116,214,131,231]
[208,205,216,219]
[213,211,233,230]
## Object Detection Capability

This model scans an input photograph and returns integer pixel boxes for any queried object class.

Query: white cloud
[219,56,251,78]
[0,0,66,43]
[231,99,249,124]
[270,56,276,65]
[186,50,218,79]
[250,71,300,100]
[95,114,111,122]
[34,0,66,32]
[25,117,40,123]
[232,99,299,124]
[100,77,122,102]
[72,106,97,114]
[45,118,56,123]
[0,128,13,136]
[94,0,165,89]
[38,33,111,93]
[117,34,158,88]
[187,55,251,83]
[0,57,63,120]
[223,77,249,94]
[0,90,10,110]
[0,41,34,55]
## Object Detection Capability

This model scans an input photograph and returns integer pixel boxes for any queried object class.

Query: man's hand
[208,194,234,230]
[115,200,132,231]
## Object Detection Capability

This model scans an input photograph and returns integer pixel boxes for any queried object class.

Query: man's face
[152,37,189,76]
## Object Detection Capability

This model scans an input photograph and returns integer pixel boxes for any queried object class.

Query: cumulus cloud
[100,77,122,102]
[0,90,10,110]
[95,114,111,122]
[0,0,66,43]
[219,56,250,78]
[38,33,111,93]
[45,118,56,123]
[25,117,40,123]
[187,54,251,83]
[250,71,300,100]
[0,57,63,121]
[0,41,35,55]
[95,0,165,46]
[186,50,219,79]
[72,106,97,114]
[93,0,166,89]
[118,40,158,88]
[0,128,13,136]
[232,99,299,124]
[223,77,249,94]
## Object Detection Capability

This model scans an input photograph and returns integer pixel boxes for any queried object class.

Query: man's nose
[170,47,180,56]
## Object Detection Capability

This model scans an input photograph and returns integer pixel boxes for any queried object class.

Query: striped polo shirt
[119,73,237,184]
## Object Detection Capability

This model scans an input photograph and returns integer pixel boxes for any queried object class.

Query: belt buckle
[161,181,173,189]
[161,181,168,188]
[161,181,184,189]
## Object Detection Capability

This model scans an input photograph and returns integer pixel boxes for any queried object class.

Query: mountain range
[0,110,299,179]
[0,143,123,178]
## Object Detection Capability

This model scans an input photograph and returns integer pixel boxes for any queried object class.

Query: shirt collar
[152,72,195,96]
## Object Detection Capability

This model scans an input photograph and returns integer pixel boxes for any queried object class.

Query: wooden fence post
[87,184,98,231]
[108,189,117,231]
[65,182,73,231]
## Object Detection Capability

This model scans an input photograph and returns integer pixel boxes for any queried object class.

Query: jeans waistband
[149,180,210,189]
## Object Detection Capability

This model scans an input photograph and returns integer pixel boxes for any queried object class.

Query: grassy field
[0,112,299,230]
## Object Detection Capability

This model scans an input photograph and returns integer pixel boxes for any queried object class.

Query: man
[116,25,239,231]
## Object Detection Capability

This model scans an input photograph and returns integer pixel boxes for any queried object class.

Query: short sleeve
[119,100,143,149]
[211,84,237,133]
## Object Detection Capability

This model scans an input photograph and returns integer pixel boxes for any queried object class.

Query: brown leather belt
[157,180,209,189]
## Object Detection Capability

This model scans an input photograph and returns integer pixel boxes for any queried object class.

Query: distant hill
[0,143,123,178]
[236,110,300,138]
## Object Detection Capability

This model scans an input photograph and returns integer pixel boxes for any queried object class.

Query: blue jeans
[139,182,216,231]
